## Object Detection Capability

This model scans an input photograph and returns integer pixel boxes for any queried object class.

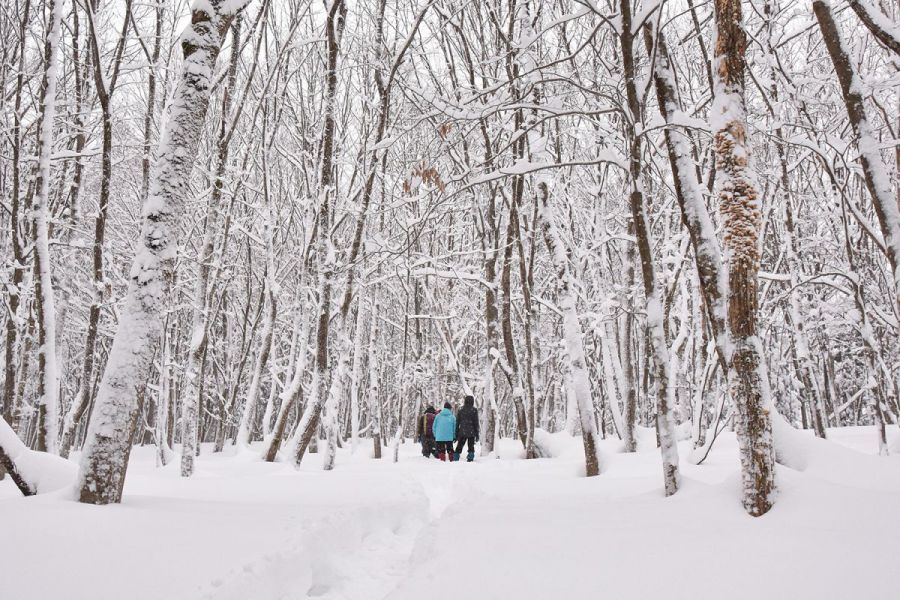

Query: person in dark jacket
[432,402,457,461]
[454,395,479,462]
[416,405,438,458]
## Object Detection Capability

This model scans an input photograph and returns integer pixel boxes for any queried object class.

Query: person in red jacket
[416,405,438,458]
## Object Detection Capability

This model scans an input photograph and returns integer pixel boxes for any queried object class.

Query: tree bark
[2,0,33,433]
[0,416,37,496]
[181,15,243,476]
[848,0,900,56]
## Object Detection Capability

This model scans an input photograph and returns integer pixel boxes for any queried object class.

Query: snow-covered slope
[1,427,897,600]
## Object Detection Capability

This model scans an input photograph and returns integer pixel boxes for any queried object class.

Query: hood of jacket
[432,408,457,441]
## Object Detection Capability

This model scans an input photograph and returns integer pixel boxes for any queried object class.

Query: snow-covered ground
[2,426,898,600]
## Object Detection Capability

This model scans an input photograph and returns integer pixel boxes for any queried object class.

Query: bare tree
[77,0,251,504]
[31,0,65,453]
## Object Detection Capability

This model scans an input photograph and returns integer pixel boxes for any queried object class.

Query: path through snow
[2,427,899,600]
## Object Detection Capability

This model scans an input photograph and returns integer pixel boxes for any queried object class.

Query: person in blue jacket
[431,401,457,461]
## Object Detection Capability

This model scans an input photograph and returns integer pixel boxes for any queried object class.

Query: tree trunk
[643,25,728,368]
[77,0,247,504]
[618,0,679,495]
[367,295,383,459]
[32,0,65,454]
[712,0,775,516]
[291,0,346,467]
[538,182,601,477]
[263,306,310,462]
[2,0,33,436]
[0,416,37,496]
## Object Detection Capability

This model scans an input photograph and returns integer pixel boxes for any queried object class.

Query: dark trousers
[421,437,435,457]
[436,441,454,459]
[454,437,475,456]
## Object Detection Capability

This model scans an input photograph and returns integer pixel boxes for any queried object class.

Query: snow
[2,428,898,600]
[0,418,75,494]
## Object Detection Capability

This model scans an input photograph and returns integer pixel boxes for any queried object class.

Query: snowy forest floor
[2,426,899,600]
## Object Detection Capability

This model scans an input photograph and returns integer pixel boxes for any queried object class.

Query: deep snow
[1,426,898,600]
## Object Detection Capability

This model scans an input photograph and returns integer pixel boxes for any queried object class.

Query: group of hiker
[415,395,480,462]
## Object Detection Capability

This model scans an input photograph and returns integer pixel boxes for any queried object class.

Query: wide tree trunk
[181,15,243,476]
[77,0,249,504]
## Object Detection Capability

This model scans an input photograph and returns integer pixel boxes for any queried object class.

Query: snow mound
[13,449,77,494]
[1,417,76,494]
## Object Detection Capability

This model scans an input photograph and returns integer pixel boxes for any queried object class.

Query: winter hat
[443,401,452,409]
[464,395,475,407]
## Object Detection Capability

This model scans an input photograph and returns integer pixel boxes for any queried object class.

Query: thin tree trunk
[619,0,679,495]
[181,15,243,476]
[622,245,638,452]
[2,0,33,432]
[263,307,310,462]
[367,294,383,459]
[482,212,500,456]
[349,293,366,454]
[156,319,174,466]
[32,0,65,454]
[236,106,277,450]
[236,283,276,447]
[291,0,346,467]
[538,182,601,477]
[643,25,728,368]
